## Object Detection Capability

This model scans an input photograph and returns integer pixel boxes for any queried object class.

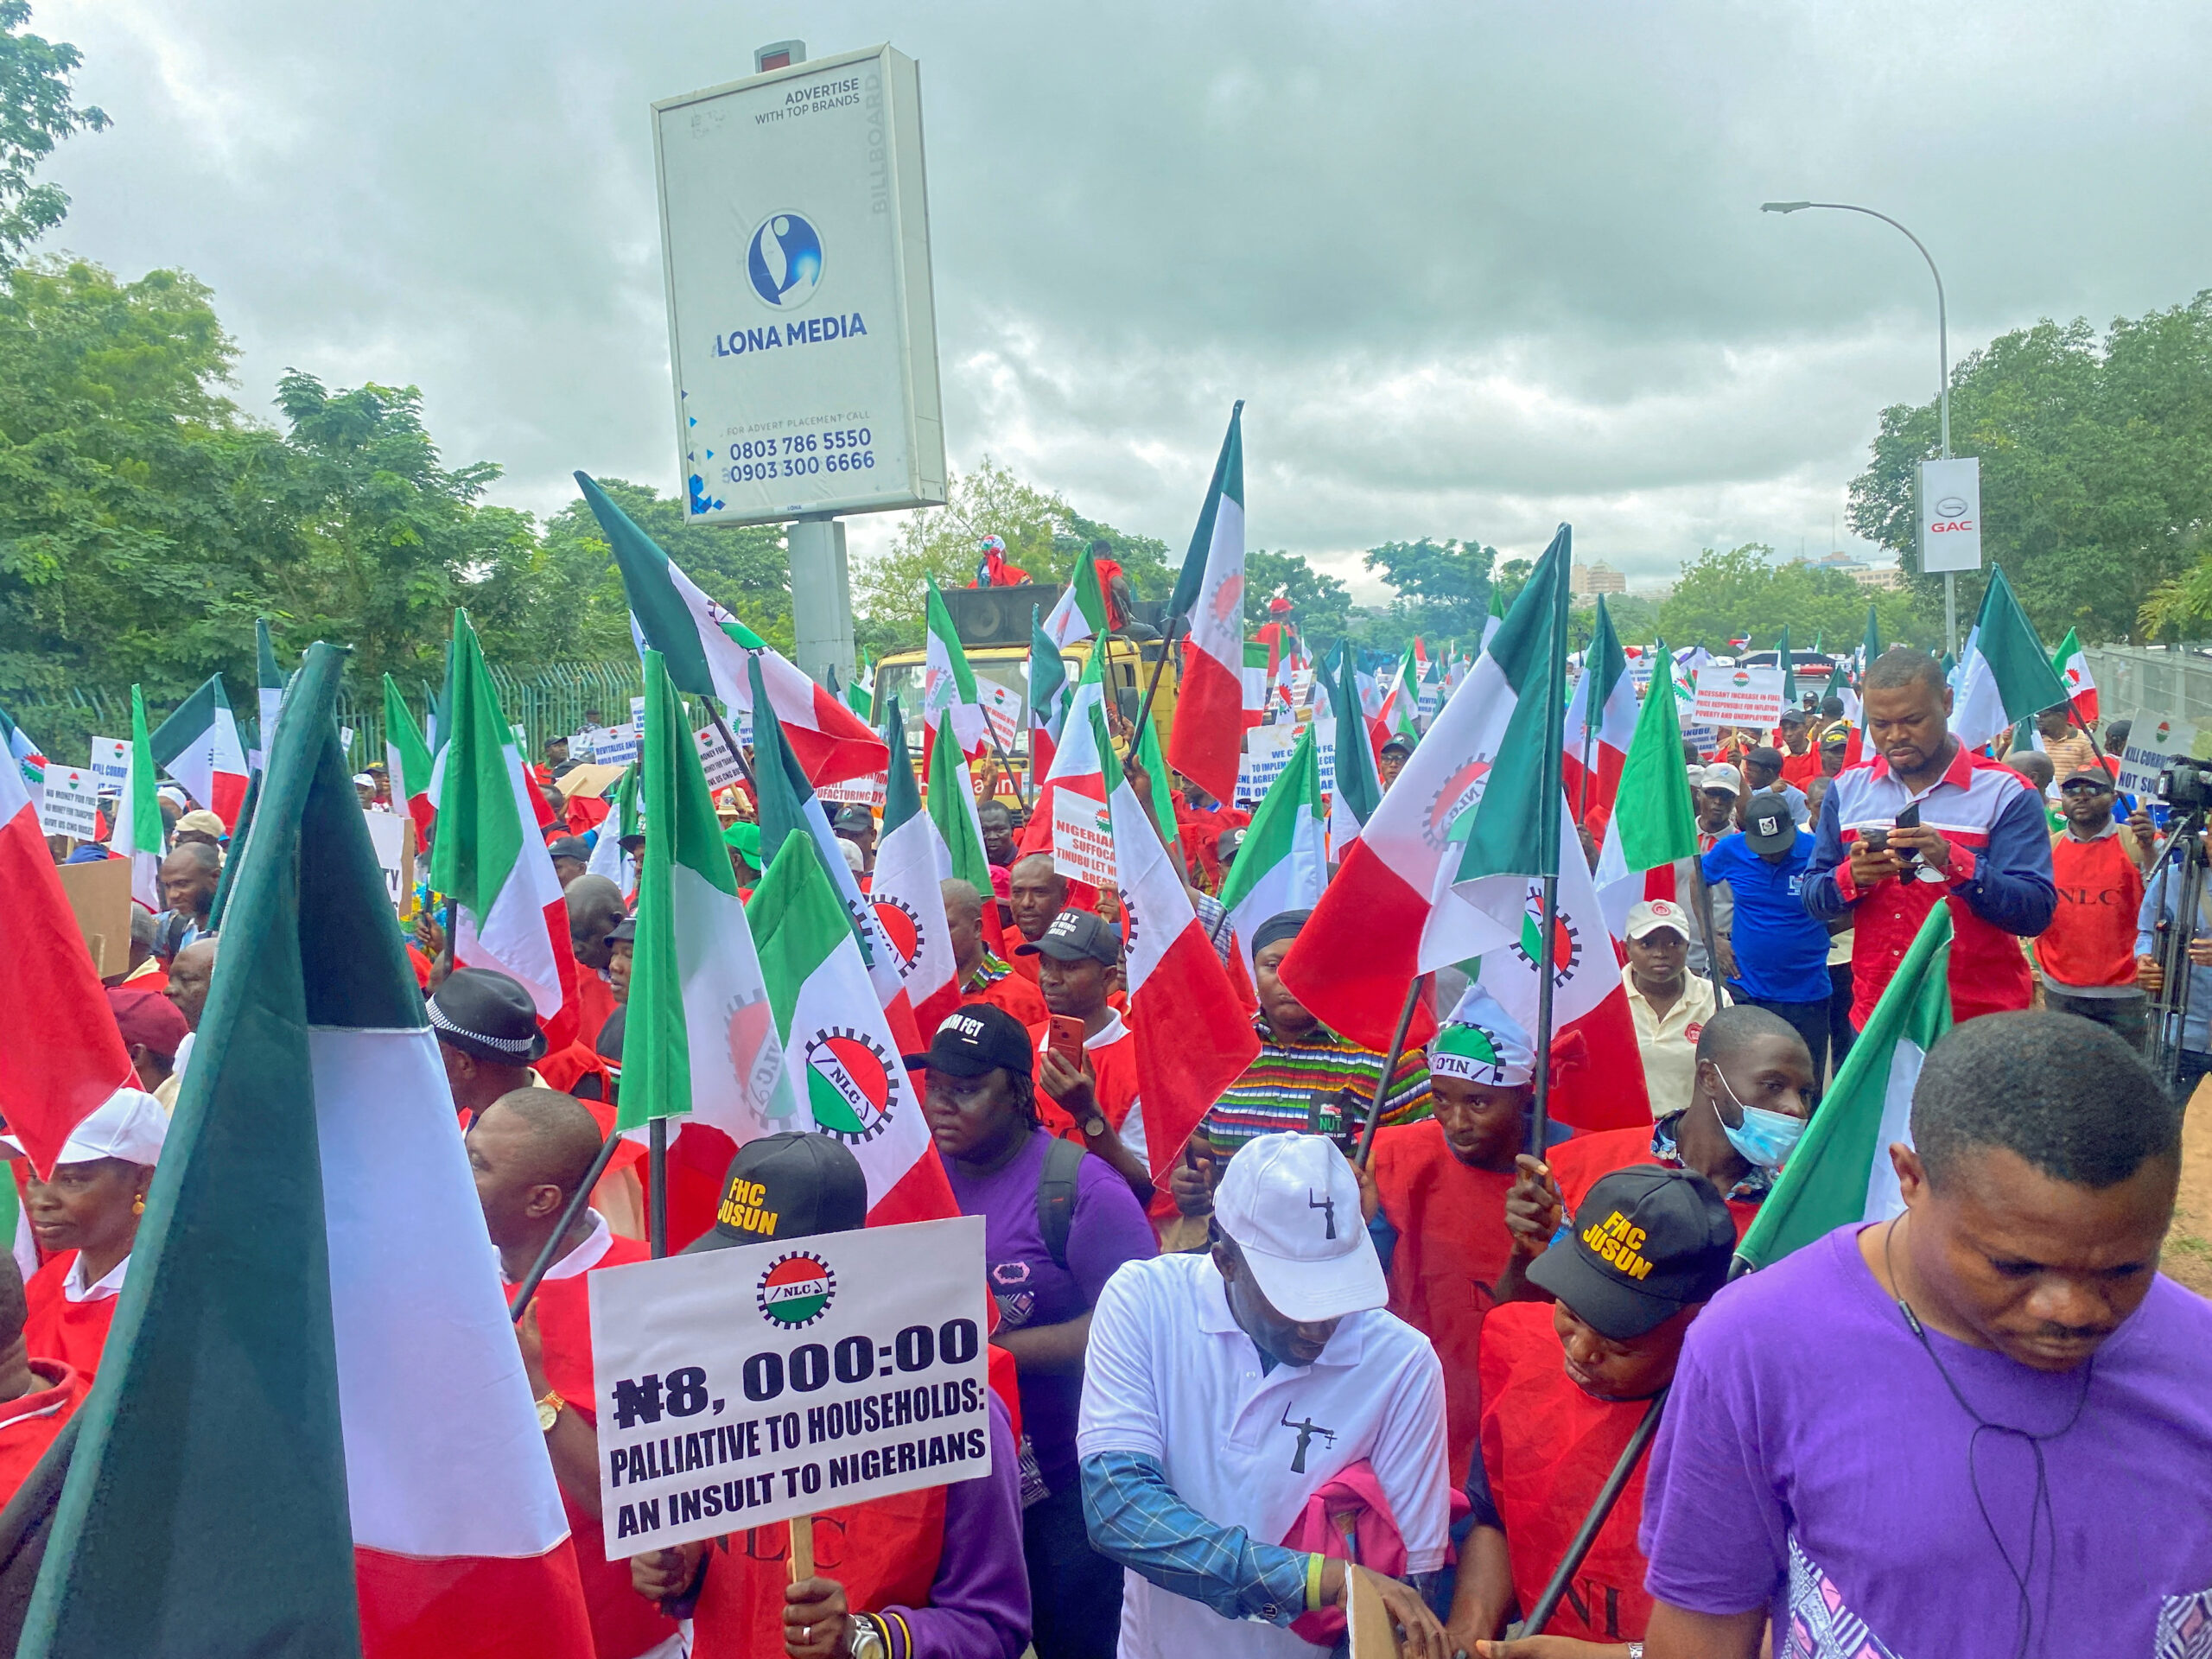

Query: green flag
[1952,566,2070,749]
[1735,906,1953,1269]
[1597,637,1699,880]
[1777,623,1796,709]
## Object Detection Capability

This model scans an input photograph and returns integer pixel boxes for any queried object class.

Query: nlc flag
[1166,403,1248,809]
[148,673,250,830]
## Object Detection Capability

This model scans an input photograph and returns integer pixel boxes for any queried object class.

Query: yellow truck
[868,583,1180,800]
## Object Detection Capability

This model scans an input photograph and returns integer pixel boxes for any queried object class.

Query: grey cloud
[30,0,2212,598]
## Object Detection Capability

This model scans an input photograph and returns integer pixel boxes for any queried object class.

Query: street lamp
[1762,200,1957,648]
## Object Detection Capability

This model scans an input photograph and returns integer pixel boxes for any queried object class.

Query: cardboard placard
[38,766,99,841]
[56,855,134,979]
[360,808,417,917]
[1690,666,1784,733]
[556,762,630,802]
[1050,786,1117,887]
[588,1215,990,1559]
[1345,1564,1402,1657]
[88,736,130,785]
[1236,725,1299,807]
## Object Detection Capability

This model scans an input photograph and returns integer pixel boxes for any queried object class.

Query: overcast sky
[34,1,2212,602]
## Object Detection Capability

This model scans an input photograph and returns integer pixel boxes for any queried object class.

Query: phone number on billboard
[722,429,874,484]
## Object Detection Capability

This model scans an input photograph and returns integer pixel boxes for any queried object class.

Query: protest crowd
[3,440,2209,1659]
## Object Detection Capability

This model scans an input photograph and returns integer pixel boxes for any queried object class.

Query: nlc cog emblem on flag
[1512,886,1580,988]
[871,895,925,978]
[804,1025,903,1145]
[723,988,785,1122]
[1421,758,1491,851]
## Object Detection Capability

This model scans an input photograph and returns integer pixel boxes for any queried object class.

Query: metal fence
[2084,645,2212,738]
[6,658,647,774]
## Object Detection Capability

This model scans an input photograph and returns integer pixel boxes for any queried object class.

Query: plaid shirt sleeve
[1080,1451,1313,1625]
[1192,892,1235,965]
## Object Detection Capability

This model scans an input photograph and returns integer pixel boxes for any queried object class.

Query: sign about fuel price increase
[588,1213,989,1558]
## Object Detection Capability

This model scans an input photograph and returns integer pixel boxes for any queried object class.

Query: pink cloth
[1280,1459,1469,1645]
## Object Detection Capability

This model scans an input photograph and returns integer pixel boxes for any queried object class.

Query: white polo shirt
[1077,1251,1449,1658]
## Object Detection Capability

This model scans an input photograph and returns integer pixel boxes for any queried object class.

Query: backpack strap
[1035,1135,1087,1274]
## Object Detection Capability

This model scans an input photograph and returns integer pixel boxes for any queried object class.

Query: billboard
[1918,456,1982,575]
[653,45,946,525]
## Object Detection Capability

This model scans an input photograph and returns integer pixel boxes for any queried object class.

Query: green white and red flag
[1214,721,1326,972]
[923,575,989,763]
[1560,594,1637,831]
[2052,627,2098,723]
[1166,403,1249,805]
[1376,641,1422,746]
[149,673,251,828]
[113,686,163,912]
[1043,539,1110,649]
[870,696,963,1041]
[1095,701,1260,1182]
[382,673,436,842]
[0,733,137,1177]
[1020,648,1112,880]
[1951,567,2070,751]
[750,828,957,1225]
[17,644,596,1657]
[427,610,581,1047]
[1594,636,1700,938]
[1734,906,1953,1269]
[578,472,887,786]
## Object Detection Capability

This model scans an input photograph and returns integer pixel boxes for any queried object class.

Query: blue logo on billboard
[747,212,823,309]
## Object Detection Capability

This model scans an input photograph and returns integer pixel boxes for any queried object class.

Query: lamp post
[1762,200,1957,652]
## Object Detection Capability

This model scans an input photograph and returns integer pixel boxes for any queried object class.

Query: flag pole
[648,1118,669,1259]
[509,1128,626,1325]
[981,714,1032,813]
[1508,1390,1669,1638]
[707,704,761,793]
[1528,527,1576,1154]
[1355,978,1426,1166]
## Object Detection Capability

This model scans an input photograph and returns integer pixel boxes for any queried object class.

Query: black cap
[547,836,592,862]
[1820,727,1849,749]
[1217,826,1247,861]
[606,915,637,947]
[900,1002,1034,1078]
[1380,735,1413,757]
[684,1133,868,1252]
[428,967,549,1064]
[833,805,875,834]
[1526,1166,1735,1340]
[1015,908,1120,964]
[1743,790,1797,855]
[1249,907,1312,955]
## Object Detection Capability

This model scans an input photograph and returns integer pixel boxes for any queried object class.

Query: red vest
[1546,1129,1759,1241]
[515,1236,683,1659]
[1368,1120,1513,1480]
[1478,1304,1655,1643]
[691,1489,946,1659]
[2036,830,2145,989]
[0,1360,86,1511]
[22,1252,120,1379]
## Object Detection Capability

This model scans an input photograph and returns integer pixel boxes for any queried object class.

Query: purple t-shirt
[1642,1224,2212,1657]
[946,1128,1156,1491]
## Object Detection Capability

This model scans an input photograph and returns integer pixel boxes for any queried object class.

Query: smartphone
[1048,1014,1088,1066]
[1891,804,1921,874]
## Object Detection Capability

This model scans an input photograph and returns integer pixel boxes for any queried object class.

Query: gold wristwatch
[536,1388,565,1433]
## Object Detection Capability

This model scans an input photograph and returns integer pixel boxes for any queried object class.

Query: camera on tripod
[2157,759,2212,811]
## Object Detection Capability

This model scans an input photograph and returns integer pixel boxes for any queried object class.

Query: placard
[1236,726,1299,806]
[1049,787,1117,887]
[88,736,130,785]
[978,681,1023,755]
[1690,666,1784,732]
[56,855,133,979]
[818,773,887,809]
[588,1214,990,1557]
[695,724,746,791]
[38,766,99,841]
[360,808,416,917]
[2117,720,2196,802]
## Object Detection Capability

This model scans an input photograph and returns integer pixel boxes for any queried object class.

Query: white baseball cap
[1212,1132,1388,1324]
[1700,763,1743,796]
[1,1086,168,1169]
[1625,898,1693,942]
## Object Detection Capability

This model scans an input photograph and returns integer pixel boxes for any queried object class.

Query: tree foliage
[0,1,107,270]
[1656,543,1929,654]
[1848,292,2212,645]
[1361,537,1497,641]
[1245,548,1351,641]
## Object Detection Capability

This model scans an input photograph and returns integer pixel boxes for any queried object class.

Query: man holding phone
[1020,909,1154,1201]
[1803,648,2056,1028]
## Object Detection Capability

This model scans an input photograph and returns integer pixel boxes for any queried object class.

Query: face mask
[1710,1070,1805,1170]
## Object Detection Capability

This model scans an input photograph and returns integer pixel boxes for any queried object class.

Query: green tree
[1361,537,1497,640]
[1656,544,1929,654]
[537,478,791,660]
[0,1,108,270]
[1848,293,2212,645]
[0,258,284,698]
[1245,548,1351,641]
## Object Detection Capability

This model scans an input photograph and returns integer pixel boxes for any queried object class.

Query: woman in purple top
[915,1002,1157,1659]
[1639,1011,2212,1659]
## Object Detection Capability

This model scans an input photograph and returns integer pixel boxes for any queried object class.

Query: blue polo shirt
[1701,830,1832,1003]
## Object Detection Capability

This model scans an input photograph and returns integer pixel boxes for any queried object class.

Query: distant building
[1570,561,1627,597]
[1809,550,1905,590]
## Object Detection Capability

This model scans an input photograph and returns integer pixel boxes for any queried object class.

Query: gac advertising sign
[653,45,948,524]
[1918,456,1983,575]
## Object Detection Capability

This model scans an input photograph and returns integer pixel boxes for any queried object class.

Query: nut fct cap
[1015,907,1120,964]
[900,1001,1034,1079]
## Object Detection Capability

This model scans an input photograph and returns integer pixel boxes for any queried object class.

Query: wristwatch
[844,1613,887,1659]
[1083,1115,1109,1138]
[535,1388,565,1433]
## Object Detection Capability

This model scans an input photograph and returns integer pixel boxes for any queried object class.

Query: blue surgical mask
[1711,1071,1805,1170]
